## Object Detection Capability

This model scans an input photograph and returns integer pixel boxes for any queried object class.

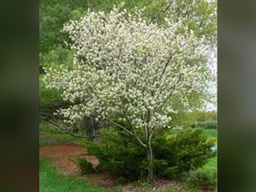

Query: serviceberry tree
[44,4,211,180]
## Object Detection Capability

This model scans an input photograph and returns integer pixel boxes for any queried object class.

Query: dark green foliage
[39,75,62,105]
[198,121,217,129]
[40,0,87,64]
[153,128,216,179]
[86,128,148,181]
[190,121,217,129]
[184,168,217,191]
[74,156,96,175]
[86,128,216,181]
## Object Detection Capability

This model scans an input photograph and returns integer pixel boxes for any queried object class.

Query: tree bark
[146,139,154,181]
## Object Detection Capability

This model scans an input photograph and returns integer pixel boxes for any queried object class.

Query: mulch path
[40,142,99,175]
[40,142,116,188]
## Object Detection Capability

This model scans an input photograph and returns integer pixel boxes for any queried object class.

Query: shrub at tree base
[73,156,96,175]
[184,168,217,191]
[86,128,216,182]
[154,128,216,179]
[86,128,148,181]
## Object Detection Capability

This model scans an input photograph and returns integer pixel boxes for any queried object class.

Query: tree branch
[106,117,134,136]
[173,87,192,111]
[41,118,93,139]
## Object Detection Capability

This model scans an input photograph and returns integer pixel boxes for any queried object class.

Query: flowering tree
[44,4,210,180]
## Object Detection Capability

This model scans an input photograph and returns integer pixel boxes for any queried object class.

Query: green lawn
[202,129,217,171]
[202,156,217,170]
[203,129,217,138]
[40,157,109,192]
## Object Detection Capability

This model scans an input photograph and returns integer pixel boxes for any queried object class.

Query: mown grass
[40,157,109,192]
[202,129,217,172]
[202,129,217,139]
[202,156,217,171]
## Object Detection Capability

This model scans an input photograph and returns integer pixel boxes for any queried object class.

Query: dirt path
[40,142,117,188]
[40,143,99,175]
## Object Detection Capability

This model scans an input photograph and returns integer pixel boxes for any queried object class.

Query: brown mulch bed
[40,142,117,188]
[40,143,98,175]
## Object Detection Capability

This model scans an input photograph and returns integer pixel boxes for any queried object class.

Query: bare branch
[173,87,191,111]
[106,117,134,136]
[41,118,93,139]
[107,117,147,148]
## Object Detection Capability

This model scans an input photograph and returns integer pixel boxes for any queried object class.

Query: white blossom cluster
[44,4,210,134]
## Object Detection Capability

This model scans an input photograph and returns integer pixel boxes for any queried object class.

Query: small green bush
[86,128,147,181]
[154,128,216,179]
[185,168,217,191]
[87,127,216,181]
[74,156,96,175]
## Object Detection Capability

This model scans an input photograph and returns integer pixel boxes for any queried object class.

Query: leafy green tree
[40,0,87,64]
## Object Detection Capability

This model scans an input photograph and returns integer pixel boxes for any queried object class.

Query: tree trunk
[83,116,98,140]
[146,141,154,181]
